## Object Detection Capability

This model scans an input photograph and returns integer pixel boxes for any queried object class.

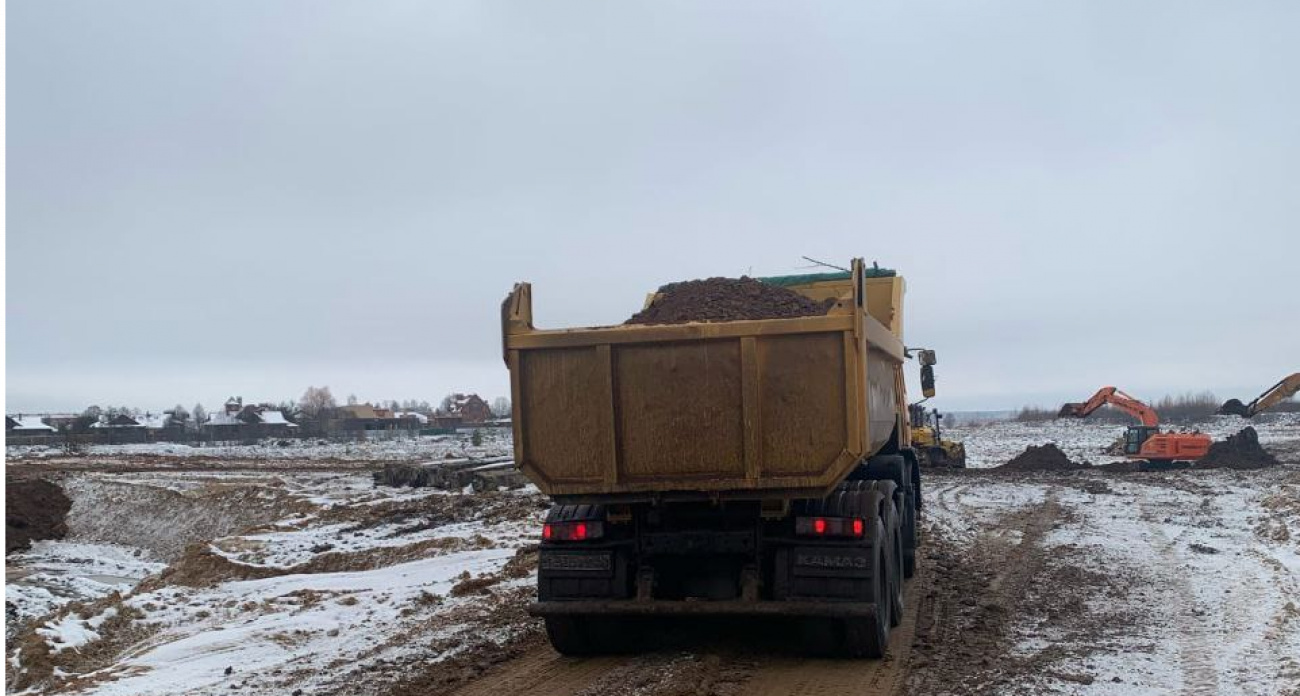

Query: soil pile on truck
[626,277,834,325]
[502,259,932,659]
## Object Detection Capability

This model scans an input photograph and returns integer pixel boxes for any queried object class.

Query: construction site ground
[6,415,1300,696]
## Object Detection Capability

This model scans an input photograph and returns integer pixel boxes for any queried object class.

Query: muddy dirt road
[8,417,1298,695]
[428,465,1300,696]
[446,571,924,696]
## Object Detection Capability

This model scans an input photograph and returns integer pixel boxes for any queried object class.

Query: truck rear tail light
[796,516,866,538]
[542,521,604,542]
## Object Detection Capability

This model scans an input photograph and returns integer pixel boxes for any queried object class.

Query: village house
[92,413,146,429]
[444,393,493,424]
[203,397,298,439]
[5,415,56,434]
[336,403,413,431]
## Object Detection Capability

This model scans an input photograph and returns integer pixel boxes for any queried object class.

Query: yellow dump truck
[501,259,933,657]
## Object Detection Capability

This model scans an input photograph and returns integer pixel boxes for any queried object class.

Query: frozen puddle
[6,541,165,625]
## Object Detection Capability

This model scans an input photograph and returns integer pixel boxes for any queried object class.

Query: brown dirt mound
[996,444,1087,472]
[6,478,72,554]
[626,277,834,325]
[1194,426,1278,470]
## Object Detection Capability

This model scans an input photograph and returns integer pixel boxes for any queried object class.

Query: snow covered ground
[947,412,1300,469]
[6,417,1299,695]
[6,466,545,696]
[6,429,514,464]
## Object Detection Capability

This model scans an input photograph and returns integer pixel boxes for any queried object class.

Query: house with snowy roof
[92,414,146,429]
[202,399,298,438]
[444,394,493,424]
[336,403,412,431]
[396,411,428,425]
[6,415,56,434]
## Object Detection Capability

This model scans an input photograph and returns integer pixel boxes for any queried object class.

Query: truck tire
[866,481,904,627]
[863,454,918,579]
[544,616,633,656]
[544,616,594,655]
[840,515,890,658]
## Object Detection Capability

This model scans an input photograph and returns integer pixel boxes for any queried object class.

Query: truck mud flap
[538,547,631,601]
[529,599,880,620]
[774,545,877,601]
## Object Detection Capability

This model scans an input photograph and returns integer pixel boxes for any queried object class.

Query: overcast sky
[7,1,1299,414]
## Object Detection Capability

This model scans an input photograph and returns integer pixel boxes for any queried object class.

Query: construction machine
[908,403,966,468]
[503,259,926,658]
[1218,373,1300,418]
[1058,387,1211,468]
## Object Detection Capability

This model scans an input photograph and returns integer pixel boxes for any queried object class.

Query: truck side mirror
[921,364,936,398]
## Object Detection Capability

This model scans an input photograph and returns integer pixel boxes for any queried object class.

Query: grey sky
[8,1,1299,414]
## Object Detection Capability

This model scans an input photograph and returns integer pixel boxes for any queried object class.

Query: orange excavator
[1058,387,1211,468]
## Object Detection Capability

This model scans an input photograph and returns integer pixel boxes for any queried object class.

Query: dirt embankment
[1195,426,1279,470]
[994,444,1087,473]
[6,478,72,554]
[61,477,313,561]
[626,277,833,325]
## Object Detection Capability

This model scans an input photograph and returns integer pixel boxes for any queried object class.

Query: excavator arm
[1058,386,1160,427]
[1220,373,1300,418]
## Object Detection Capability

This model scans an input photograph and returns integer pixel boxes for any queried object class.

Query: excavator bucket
[1058,403,1084,418]
[1217,398,1251,418]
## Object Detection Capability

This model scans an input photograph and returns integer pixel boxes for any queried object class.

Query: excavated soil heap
[1194,426,1278,470]
[6,478,72,554]
[626,276,834,325]
[996,444,1087,472]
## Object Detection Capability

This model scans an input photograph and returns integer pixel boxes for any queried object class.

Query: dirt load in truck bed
[625,276,834,325]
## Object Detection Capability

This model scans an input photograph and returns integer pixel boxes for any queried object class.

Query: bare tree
[491,397,511,418]
[439,394,455,413]
[169,404,190,428]
[300,386,338,418]
[347,394,359,406]
[192,403,208,431]
[74,405,102,433]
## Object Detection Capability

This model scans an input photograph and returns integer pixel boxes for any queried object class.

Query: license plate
[540,551,611,572]
[796,553,867,569]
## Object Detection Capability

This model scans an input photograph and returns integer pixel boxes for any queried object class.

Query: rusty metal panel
[516,346,610,486]
[615,341,746,482]
[757,333,848,476]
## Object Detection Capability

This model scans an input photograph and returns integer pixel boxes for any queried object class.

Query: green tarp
[757,266,896,287]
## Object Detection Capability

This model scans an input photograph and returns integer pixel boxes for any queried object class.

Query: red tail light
[797,516,866,538]
[541,521,603,542]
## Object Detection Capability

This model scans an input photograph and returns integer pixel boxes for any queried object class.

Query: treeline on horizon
[1011,391,1300,424]
[27,386,512,432]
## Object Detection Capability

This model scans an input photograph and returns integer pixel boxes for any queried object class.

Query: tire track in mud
[906,479,1066,694]
[1134,487,1221,695]
[448,565,933,696]
[744,568,926,696]
[447,649,626,696]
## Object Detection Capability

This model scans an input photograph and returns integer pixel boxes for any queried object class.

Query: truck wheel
[862,454,918,579]
[840,516,890,658]
[544,616,594,655]
[885,500,904,627]
[545,616,633,655]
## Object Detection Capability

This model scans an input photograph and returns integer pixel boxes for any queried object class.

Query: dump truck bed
[502,262,906,501]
